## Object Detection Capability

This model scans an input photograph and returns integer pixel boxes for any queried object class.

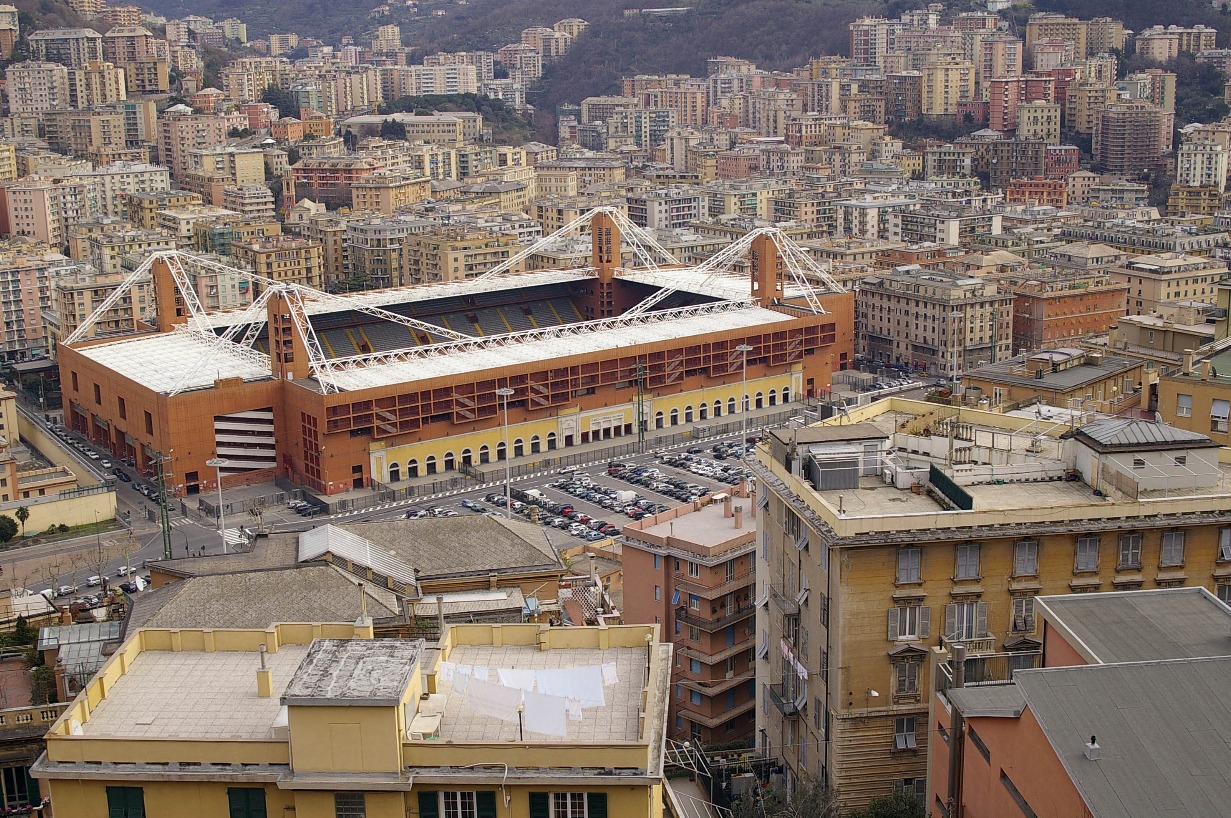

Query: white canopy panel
[73,328,272,394]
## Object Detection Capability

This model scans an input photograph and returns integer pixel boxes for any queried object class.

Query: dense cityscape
[0,0,1222,816]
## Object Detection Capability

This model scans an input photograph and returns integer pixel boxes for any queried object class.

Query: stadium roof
[73,328,271,394]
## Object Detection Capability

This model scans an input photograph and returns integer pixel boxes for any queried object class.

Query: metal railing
[936,649,1042,693]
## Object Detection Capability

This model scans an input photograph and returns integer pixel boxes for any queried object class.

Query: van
[86,575,102,587]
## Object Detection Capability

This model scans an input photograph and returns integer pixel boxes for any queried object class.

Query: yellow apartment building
[751,399,1231,810]
[35,621,672,818]
[231,235,324,290]
[405,229,520,284]
[351,170,431,215]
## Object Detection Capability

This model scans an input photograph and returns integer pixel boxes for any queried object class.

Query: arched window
[669,408,680,426]
[699,403,708,420]
[530,435,541,454]
[513,438,525,458]
[478,445,490,464]
[461,448,473,466]
[755,391,764,409]
[407,459,419,478]
[655,411,665,429]
[684,405,694,423]
[727,397,737,415]
[425,455,438,475]
[768,389,777,407]
[388,462,400,483]
[496,441,507,461]
[546,432,558,450]
[782,386,791,404]
[443,451,455,471]
[714,399,723,417]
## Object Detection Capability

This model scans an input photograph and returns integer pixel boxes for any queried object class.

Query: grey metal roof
[966,353,1139,392]
[37,620,123,652]
[1036,588,1231,665]
[768,423,888,446]
[1073,418,1215,452]
[945,684,1025,717]
[282,638,422,706]
[1017,656,1231,818]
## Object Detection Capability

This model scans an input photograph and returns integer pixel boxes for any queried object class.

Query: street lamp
[736,344,753,458]
[496,387,514,518]
[949,310,963,392]
[206,457,230,554]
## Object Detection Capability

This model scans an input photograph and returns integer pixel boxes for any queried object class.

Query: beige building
[406,228,520,284]
[5,61,70,115]
[1111,253,1229,315]
[67,60,127,108]
[221,185,276,221]
[181,146,266,205]
[27,27,103,67]
[231,234,324,290]
[1,177,96,246]
[753,404,1231,810]
[351,170,431,215]
[52,263,152,342]
[921,57,975,116]
[1176,140,1229,193]
[1016,100,1061,144]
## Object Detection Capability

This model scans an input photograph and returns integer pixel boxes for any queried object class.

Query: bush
[0,516,17,543]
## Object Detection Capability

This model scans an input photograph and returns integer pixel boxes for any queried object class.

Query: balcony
[936,650,1042,693]
[768,583,800,615]
[940,635,997,655]
[765,682,801,718]
[675,605,756,633]
[673,574,755,601]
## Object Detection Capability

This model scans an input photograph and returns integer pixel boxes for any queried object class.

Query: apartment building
[35,621,671,818]
[0,241,67,361]
[27,28,103,67]
[930,588,1231,818]
[230,235,324,290]
[1136,25,1218,63]
[622,488,757,747]
[102,25,169,94]
[1059,220,1230,257]
[889,205,1001,246]
[1093,101,1173,176]
[341,113,483,146]
[424,51,496,81]
[351,170,432,216]
[962,349,1144,413]
[1111,252,1229,315]
[1,177,97,246]
[1157,346,1231,447]
[85,227,174,276]
[123,189,203,230]
[181,146,266,205]
[405,229,519,285]
[858,268,1013,376]
[67,60,127,108]
[157,108,230,181]
[921,57,975,116]
[5,61,71,115]
[1001,266,1129,351]
[221,185,276,222]
[1016,100,1060,144]
[1176,139,1229,193]
[751,403,1231,809]
[50,263,153,344]
[1099,302,1218,374]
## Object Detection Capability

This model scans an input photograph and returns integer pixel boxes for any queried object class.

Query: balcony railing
[768,584,800,615]
[765,682,801,718]
[940,635,997,655]
[675,605,756,633]
[936,650,1042,693]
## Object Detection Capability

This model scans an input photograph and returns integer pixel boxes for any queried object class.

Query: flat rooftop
[78,644,309,739]
[283,639,422,706]
[1037,588,1231,664]
[633,495,756,549]
[434,644,644,743]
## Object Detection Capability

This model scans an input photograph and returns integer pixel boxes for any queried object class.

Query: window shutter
[944,604,957,640]
[887,607,900,641]
[228,789,266,818]
[417,792,440,818]
[476,791,498,818]
[975,602,989,637]
[25,768,39,804]
[918,605,931,639]
[587,793,609,818]
[528,793,550,818]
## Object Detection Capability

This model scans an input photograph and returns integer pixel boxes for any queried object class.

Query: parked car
[403,508,428,519]
[56,585,77,597]
[460,499,485,512]
[86,575,103,587]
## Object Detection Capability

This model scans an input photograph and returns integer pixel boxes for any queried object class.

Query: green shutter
[228,788,267,818]
[476,791,498,818]
[23,767,38,805]
[528,792,550,818]
[417,791,440,818]
[587,793,608,818]
[107,787,145,818]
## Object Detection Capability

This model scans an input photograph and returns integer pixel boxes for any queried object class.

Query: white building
[1176,140,1229,193]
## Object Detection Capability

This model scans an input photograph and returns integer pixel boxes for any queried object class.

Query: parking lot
[386,434,758,545]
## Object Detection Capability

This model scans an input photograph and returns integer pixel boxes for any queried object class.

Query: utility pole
[156,451,173,560]
[635,359,646,453]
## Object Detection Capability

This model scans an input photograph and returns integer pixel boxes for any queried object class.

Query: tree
[12,616,36,646]
[846,792,926,818]
[0,515,17,544]
[13,506,28,537]
[731,777,838,818]
[380,118,407,140]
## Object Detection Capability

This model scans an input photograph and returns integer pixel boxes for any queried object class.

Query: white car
[86,451,100,460]
[56,585,77,597]
[100,460,113,469]
[86,575,103,587]
[116,566,133,577]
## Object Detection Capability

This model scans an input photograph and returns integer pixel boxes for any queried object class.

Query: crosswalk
[221,528,247,546]
[168,518,195,528]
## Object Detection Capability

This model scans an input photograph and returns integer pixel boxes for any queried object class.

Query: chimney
[488,571,498,590]
[750,485,757,519]
[723,495,733,518]
[255,644,273,697]
[951,643,967,689]
[436,594,445,635]
[734,505,743,529]
[1084,736,1101,761]
[1202,360,1212,381]
[1184,349,1195,374]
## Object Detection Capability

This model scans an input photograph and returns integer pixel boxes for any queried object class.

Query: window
[654,555,661,570]
[1011,596,1036,633]
[893,716,917,751]
[335,793,366,818]
[897,547,922,583]
[689,594,700,611]
[1174,455,1187,467]
[2,766,32,808]
[1118,532,1142,570]
[955,543,981,580]
[690,659,701,674]
[1075,535,1099,572]
[1013,540,1038,577]
[417,791,499,818]
[1160,530,1185,567]
[887,604,930,640]
[106,786,145,818]
[93,383,101,404]
[689,625,700,641]
[894,658,920,696]
[654,585,660,601]
[228,788,267,818]
[895,778,927,799]
[71,371,78,391]
[1176,393,1192,417]
[690,690,702,705]
[1219,527,1231,562]
[526,792,608,818]
[671,588,680,605]
[1218,583,1231,604]
[117,396,127,420]
[144,410,153,435]
[726,560,736,582]
[1132,457,1146,469]
[944,601,988,641]
[688,561,699,578]
[1213,399,1230,433]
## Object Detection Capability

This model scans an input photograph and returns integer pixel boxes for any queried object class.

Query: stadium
[57,208,854,497]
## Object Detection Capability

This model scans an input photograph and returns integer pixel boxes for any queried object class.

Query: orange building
[1004,176,1067,208]
[57,212,853,499]
[929,588,1231,818]
[995,269,1130,352]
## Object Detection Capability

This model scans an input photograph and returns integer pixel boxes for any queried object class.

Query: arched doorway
[782,386,791,403]
[546,432,557,450]
[407,459,420,478]
[655,411,665,429]
[699,404,708,420]
[479,445,490,464]
[769,389,777,407]
[425,455,438,475]
[461,448,473,466]
[755,391,764,409]
[388,462,401,483]
[714,400,723,418]
[513,438,525,458]
[684,406,694,423]
[530,435,541,454]
[728,397,737,415]
[496,441,507,461]
[444,451,455,471]
[669,408,680,426]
